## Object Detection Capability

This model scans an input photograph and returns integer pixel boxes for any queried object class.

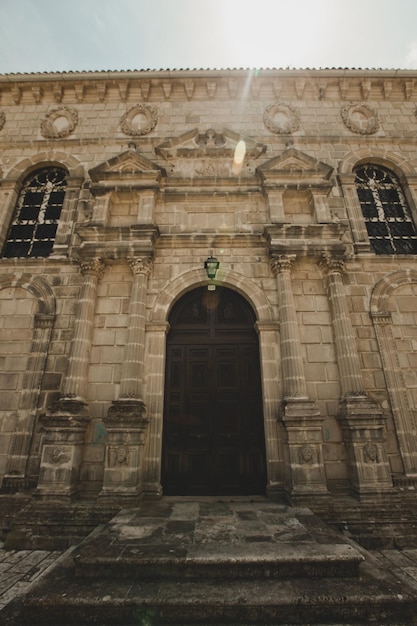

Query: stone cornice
[161,176,261,195]
[2,68,417,82]
[0,69,416,104]
[264,223,347,257]
[157,232,266,250]
[75,224,159,260]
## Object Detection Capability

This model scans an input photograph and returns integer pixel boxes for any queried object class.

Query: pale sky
[1,0,417,74]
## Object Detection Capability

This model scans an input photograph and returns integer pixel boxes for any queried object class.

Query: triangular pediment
[155,128,266,160]
[257,148,333,185]
[89,148,165,187]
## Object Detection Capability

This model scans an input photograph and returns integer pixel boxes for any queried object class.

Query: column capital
[270,254,296,276]
[127,256,153,276]
[319,254,346,276]
[80,257,106,279]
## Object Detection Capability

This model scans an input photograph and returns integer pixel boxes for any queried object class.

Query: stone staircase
[3,499,417,625]
[0,494,120,549]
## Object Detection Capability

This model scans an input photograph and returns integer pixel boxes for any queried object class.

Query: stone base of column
[338,395,394,500]
[4,432,33,480]
[143,483,164,499]
[266,481,288,502]
[281,398,330,502]
[35,398,90,499]
[99,400,149,502]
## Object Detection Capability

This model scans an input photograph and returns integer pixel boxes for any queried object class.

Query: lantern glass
[204,256,219,280]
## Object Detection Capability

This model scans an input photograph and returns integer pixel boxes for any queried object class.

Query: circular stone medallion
[120,104,158,136]
[41,107,78,138]
[341,103,379,135]
[263,103,300,134]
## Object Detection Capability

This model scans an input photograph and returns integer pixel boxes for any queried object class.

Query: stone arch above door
[150,268,275,325]
[143,270,282,498]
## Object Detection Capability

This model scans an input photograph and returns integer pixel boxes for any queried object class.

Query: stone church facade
[0,68,417,507]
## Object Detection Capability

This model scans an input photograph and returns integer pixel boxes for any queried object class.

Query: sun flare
[217,0,333,68]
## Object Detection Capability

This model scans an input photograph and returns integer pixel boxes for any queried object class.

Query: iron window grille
[355,164,417,255]
[3,167,67,258]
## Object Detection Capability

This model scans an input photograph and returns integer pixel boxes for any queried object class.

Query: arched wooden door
[162,286,267,495]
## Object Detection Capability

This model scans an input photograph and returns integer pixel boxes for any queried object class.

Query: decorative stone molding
[127,256,153,276]
[155,128,265,161]
[363,443,380,463]
[263,103,300,134]
[270,254,295,275]
[80,257,106,279]
[196,128,225,147]
[299,445,314,464]
[341,103,379,135]
[120,104,158,136]
[0,109,5,131]
[40,106,78,138]
[319,254,346,276]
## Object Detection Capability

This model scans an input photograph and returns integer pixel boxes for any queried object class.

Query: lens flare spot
[232,140,246,175]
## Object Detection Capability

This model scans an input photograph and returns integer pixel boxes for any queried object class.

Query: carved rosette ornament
[0,110,5,132]
[263,103,300,134]
[120,104,158,136]
[341,103,379,135]
[40,106,78,138]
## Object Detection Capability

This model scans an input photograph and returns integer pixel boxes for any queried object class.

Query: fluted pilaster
[319,255,364,396]
[61,257,105,401]
[118,256,152,400]
[271,255,308,399]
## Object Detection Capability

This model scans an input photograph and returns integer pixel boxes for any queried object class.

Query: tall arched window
[3,166,67,258]
[354,164,417,255]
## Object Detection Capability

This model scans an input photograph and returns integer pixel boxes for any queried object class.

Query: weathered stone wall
[0,69,416,501]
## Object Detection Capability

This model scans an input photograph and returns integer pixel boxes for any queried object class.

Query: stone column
[320,256,364,397]
[142,321,170,498]
[320,254,393,498]
[271,255,328,499]
[118,256,152,400]
[37,258,105,498]
[271,255,308,400]
[255,321,285,497]
[61,258,106,404]
[100,257,152,500]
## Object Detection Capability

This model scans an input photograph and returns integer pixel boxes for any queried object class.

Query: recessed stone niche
[284,190,315,224]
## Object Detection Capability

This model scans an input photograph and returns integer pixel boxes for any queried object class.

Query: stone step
[5,562,416,625]
[3,500,417,625]
[74,540,363,580]
[71,500,365,581]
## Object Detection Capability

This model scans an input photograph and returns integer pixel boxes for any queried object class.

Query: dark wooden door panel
[162,287,266,495]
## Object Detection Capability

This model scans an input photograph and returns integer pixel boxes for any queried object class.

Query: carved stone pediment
[257,148,333,187]
[155,128,266,160]
[89,147,165,191]
[155,128,266,180]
